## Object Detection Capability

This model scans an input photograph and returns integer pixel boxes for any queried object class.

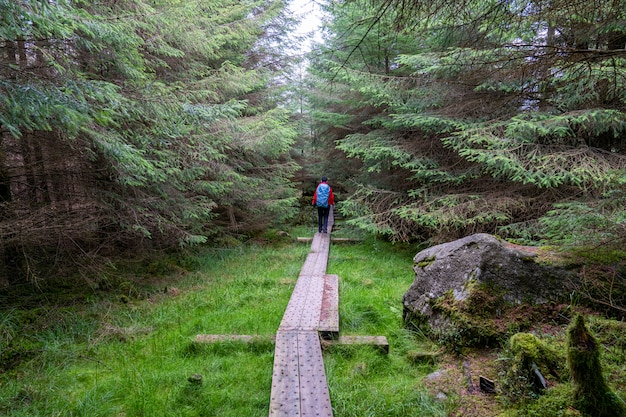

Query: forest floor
[423,349,504,416]
[1,227,625,417]
[422,316,626,417]
[0,231,447,417]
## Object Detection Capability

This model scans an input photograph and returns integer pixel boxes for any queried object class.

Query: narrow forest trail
[268,208,337,416]
[196,207,388,415]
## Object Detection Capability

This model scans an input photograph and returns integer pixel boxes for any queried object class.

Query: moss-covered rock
[404,280,571,352]
[426,289,503,350]
[403,234,578,350]
[509,333,563,377]
[500,332,567,403]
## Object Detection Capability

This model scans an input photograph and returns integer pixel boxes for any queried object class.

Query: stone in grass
[406,349,441,365]
[402,233,577,349]
[187,374,203,385]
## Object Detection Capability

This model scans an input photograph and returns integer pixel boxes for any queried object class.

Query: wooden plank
[269,331,301,416]
[280,232,331,331]
[311,238,329,276]
[194,334,275,344]
[318,274,339,339]
[299,275,325,330]
[300,251,321,274]
[297,237,362,243]
[279,274,325,332]
[279,273,313,330]
[297,331,333,417]
[269,331,334,417]
[322,335,389,354]
[327,207,334,233]
[310,233,325,253]
[269,208,335,416]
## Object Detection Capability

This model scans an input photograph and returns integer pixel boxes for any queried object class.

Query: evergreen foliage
[0,0,299,283]
[307,0,626,246]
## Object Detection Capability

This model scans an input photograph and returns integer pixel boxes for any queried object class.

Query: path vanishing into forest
[267,208,388,416]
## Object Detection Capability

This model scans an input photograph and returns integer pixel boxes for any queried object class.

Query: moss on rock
[500,332,566,403]
[509,333,563,376]
[429,290,503,351]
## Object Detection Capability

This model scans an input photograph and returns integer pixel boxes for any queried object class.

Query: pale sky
[288,0,324,52]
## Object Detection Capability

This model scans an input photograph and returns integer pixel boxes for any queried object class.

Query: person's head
[321,176,328,182]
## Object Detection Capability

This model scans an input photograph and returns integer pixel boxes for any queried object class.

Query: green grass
[326,236,447,417]
[0,230,447,416]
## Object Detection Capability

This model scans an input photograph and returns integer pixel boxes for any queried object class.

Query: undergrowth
[327,235,448,416]
[0,224,447,416]
[6,220,623,416]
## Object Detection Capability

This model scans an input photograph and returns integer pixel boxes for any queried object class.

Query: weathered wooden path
[268,209,337,417]
[195,208,388,416]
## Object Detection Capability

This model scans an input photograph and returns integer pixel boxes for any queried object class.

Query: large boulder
[402,234,578,347]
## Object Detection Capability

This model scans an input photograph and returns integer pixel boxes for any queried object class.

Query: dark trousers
[317,206,330,233]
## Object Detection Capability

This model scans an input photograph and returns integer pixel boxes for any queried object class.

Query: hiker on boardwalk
[312,176,335,233]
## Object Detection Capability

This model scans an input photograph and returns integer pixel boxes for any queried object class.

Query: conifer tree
[308,0,626,245]
[0,0,299,283]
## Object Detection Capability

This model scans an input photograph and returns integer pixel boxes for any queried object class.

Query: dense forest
[1,0,625,290]
[0,0,302,286]
[309,0,626,246]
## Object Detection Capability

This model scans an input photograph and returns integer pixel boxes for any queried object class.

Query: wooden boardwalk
[194,207,388,416]
[268,210,336,417]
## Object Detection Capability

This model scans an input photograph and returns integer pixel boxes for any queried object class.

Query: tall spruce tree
[0,0,299,284]
[308,0,626,245]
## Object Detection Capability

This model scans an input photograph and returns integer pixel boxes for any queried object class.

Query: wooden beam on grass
[193,332,390,355]
[194,334,275,344]
[318,274,339,340]
[296,237,362,243]
[321,335,389,354]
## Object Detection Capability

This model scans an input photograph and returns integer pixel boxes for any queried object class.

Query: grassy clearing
[0,228,446,416]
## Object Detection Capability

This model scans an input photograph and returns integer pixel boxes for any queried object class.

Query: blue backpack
[316,183,330,208]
